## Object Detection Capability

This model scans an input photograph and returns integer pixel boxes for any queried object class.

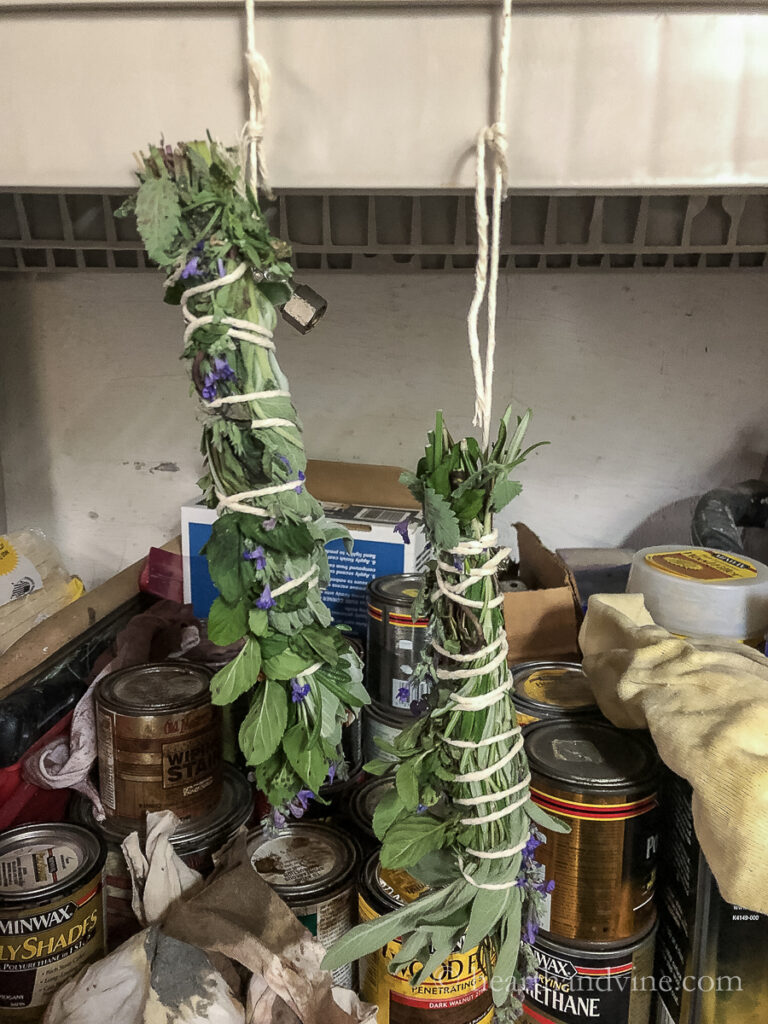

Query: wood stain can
[522,918,657,1024]
[362,702,412,764]
[358,854,493,1024]
[367,575,430,712]
[247,822,359,989]
[0,823,107,1022]
[95,661,222,823]
[511,661,600,726]
[70,764,253,949]
[525,720,660,943]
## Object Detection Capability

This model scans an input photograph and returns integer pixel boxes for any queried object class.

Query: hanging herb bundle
[324,407,567,1020]
[118,140,367,816]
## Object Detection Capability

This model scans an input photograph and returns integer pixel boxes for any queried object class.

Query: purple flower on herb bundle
[263,517,277,531]
[217,257,226,277]
[181,256,201,279]
[525,976,537,994]
[277,455,292,472]
[201,374,218,402]
[522,921,539,946]
[288,788,314,818]
[256,585,275,610]
[284,575,293,583]
[212,356,236,381]
[291,679,311,703]
[522,833,542,861]
[416,804,428,815]
[327,763,337,784]
[410,697,428,718]
[393,518,411,545]
[271,807,287,829]
[453,554,465,572]
[396,685,410,705]
[294,470,305,494]
[243,545,267,570]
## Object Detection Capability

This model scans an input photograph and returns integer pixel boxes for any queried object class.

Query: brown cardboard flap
[505,524,581,662]
[305,460,419,510]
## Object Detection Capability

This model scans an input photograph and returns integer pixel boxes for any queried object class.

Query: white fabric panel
[2,9,768,188]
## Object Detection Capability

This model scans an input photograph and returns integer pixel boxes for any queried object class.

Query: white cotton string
[463,790,529,827]
[459,846,528,890]
[441,725,520,749]
[452,735,522,783]
[450,531,498,557]
[435,640,509,681]
[454,775,531,807]
[204,389,291,410]
[433,568,505,610]
[240,0,273,198]
[271,566,318,598]
[295,662,323,680]
[432,632,505,663]
[466,0,513,450]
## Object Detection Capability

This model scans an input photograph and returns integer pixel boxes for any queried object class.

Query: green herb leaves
[130,139,366,815]
[135,173,181,264]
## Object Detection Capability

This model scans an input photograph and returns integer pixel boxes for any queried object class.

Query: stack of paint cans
[362,575,429,764]
[91,661,251,947]
[521,716,661,1024]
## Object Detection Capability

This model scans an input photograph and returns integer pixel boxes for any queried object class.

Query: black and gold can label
[0,872,105,1020]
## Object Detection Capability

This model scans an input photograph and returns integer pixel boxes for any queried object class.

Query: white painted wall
[1,270,767,588]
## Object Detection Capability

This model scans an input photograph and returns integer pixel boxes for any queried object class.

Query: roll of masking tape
[627,545,768,644]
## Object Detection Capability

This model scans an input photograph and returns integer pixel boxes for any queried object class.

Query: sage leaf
[526,800,571,834]
[372,786,403,839]
[380,816,448,870]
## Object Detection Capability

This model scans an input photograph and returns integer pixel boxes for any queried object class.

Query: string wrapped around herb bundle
[119,141,367,819]
[324,408,567,1021]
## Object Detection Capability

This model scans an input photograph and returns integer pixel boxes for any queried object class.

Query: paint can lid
[367,574,424,608]
[247,822,358,901]
[512,660,598,716]
[97,661,212,714]
[525,720,659,793]
[360,852,428,914]
[0,823,106,905]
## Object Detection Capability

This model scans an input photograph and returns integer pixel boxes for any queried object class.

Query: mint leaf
[203,516,242,604]
[491,477,522,513]
[423,486,461,551]
[210,639,261,705]
[135,174,181,265]
[380,816,448,869]
[248,608,269,636]
[207,596,247,646]
[263,647,316,680]
[283,723,328,792]
[372,786,402,838]
[396,757,421,811]
[239,677,287,765]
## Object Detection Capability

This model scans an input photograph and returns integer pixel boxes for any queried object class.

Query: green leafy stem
[120,140,367,812]
[324,408,566,1022]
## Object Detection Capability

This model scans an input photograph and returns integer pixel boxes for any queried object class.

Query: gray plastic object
[691,479,768,554]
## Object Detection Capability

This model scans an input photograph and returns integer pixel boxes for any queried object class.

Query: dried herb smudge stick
[119,141,367,817]
[324,408,567,1021]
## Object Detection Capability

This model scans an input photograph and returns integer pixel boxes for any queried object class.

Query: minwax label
[0,537,43,609]
[645,549,757,583]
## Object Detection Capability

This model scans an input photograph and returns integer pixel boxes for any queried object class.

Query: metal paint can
[246,822,359,989]
[0,823,107,1022]
[358,854,493,1024]
[522,918,657,1024]
[525,720,659,943]
[349,777,394,850]
[362,702,412,764]
[511,661,599,726]
[70,764,253,949]
[367,575,429,711]
[95,661,222,822]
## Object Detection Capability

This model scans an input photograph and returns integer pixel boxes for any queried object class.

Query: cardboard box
[182,460,428,636]
[504,523,582,663]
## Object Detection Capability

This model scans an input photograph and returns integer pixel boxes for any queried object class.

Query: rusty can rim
[96,661,212,716]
